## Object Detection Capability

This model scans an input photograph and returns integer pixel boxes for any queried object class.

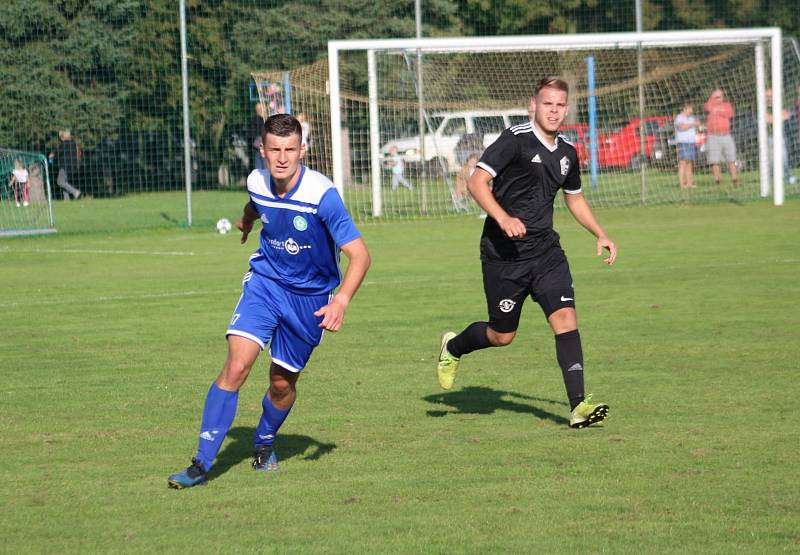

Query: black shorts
[482,247,575,333]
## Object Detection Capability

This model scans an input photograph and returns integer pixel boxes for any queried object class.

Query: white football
[216,218,232,234]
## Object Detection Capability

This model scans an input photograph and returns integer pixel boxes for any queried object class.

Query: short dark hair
[262,113,302,143]
[683,99,693,108]
[534,77,569,97]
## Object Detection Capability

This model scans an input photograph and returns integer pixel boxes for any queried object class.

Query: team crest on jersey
[560,156,570,176]
[293,215,308,231]
[498,299,516,313]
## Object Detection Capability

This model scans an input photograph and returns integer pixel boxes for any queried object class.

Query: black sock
[447,322,492,358]
[555,329,585,410]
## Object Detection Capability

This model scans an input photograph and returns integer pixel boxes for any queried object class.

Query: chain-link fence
[1,1,798,233]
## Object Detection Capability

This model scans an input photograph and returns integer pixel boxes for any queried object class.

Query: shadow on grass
[423,386,569,425]
[209,426,337,481]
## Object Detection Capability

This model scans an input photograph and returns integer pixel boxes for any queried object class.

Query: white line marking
[0,247,197,256]
[0,289,236,309]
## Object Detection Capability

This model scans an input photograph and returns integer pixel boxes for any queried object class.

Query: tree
[0,0,141,152]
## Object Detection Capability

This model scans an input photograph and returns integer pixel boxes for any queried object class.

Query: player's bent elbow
[466,170,492,196]
[359,248,372,269]
[466,179,484,197]
[348,243,371,272]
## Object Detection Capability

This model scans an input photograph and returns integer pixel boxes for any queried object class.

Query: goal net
[0,148,55,236]
[252,62,334,182]
[258,29,797,220]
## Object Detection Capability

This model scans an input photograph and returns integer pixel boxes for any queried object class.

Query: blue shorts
[226,271,331,372]
[678,143,696,161]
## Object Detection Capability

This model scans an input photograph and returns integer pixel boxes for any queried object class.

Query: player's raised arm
[564,192,617,265]
[314,237,371,332]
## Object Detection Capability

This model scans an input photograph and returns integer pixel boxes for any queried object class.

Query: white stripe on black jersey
[510,122,533,135]
[557,133,575,147]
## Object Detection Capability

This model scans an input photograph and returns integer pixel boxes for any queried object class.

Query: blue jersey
[245,165,361,295]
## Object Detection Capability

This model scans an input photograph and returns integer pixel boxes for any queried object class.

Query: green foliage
[652,0,799,32]
[0,0,797,187]
[126,1,182,131]
[0,0,141,151]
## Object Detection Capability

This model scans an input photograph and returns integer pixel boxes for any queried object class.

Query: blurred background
[1,0,798,230]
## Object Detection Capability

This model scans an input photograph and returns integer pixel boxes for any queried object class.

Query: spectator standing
[704,89,739,187]
[297,112,312,154]
[250,103,267,171]
[674,100,699,189]
[51,130,82,200]
[766,88,796,185]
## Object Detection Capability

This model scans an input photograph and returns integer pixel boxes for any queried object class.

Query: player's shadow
[423,386,569,425]
[159,212,180,225]
[209,426,336,481]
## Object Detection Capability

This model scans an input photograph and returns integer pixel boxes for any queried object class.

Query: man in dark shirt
[436,77,617,428]
[250,103,267,170]
[52,130,82,200]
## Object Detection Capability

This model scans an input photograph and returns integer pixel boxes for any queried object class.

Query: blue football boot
[252,445,279,472]
[167,458,208,489]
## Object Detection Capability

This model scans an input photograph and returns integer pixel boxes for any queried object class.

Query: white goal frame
[328,28,785,212]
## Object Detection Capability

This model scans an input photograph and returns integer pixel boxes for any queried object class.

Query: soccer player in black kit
[436,77,617,428]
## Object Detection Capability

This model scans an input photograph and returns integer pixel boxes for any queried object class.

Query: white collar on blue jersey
[270,165,306,200]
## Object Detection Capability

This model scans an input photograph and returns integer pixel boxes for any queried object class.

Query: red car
[558,124,590,168]
[596,116,672,169]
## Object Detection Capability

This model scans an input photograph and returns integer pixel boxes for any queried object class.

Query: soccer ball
[216,218,232,234]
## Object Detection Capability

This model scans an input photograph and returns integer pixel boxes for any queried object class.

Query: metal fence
[1,1,798,232]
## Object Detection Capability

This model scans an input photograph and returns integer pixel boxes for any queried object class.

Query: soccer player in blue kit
[436,77,617,428]
[168,114,371,488]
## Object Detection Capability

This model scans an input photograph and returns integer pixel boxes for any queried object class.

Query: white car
[380,109,529,175]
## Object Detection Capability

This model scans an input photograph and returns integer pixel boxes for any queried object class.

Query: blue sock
[195,383,239,471]
[254,394,293,447]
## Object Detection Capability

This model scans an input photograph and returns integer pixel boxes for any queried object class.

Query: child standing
[9,159,30,207]
[388,146,413,190]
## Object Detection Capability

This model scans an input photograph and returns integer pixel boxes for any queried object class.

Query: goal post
[328,27,788,215]
[0,148,56,237]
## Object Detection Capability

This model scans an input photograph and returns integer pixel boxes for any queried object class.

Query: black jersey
[476,121,582,262]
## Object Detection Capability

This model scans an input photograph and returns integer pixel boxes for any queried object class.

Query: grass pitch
[1,196,799,553]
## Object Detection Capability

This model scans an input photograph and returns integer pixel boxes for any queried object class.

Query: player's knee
[269,376,295,399]
[548,307,577,334]
[269,365,298,399]
[487,329,516,347]
[220,359,253,388]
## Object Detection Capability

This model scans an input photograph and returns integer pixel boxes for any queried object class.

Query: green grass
[26,163,798,235]
[1,198,799,553]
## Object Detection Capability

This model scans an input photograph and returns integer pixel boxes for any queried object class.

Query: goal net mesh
[257,39,800,220]
[0,148,55,236]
